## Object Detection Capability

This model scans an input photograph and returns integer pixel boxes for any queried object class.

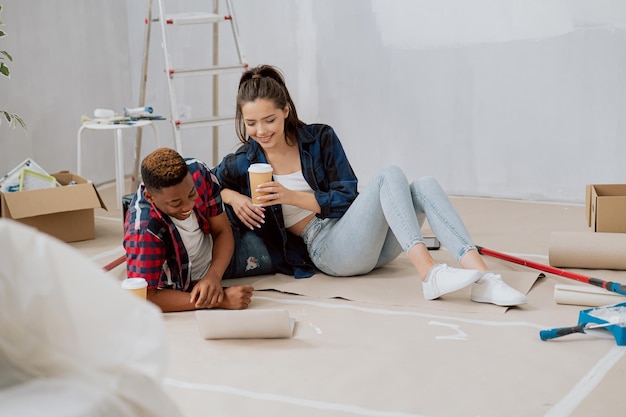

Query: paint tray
[578,302,626,346]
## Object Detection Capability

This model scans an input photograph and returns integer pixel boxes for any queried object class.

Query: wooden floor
[71,180,626,417]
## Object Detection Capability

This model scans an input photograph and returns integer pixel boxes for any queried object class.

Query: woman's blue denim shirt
[213,123,358,278]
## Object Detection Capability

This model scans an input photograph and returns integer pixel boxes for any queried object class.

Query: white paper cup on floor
[248,163,273,205]
[121,278,148,299]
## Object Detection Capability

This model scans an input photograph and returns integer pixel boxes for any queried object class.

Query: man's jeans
[223,206,275,279]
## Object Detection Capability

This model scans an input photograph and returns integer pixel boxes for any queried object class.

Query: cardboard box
[586,184,626,233]
[0,171,107,242]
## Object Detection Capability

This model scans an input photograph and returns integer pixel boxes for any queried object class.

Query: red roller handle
[476,246,626,296]
[102,254,126,272]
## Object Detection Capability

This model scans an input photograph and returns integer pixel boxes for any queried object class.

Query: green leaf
[0,50,13,61]
[0,111,27,130]
[0,30,5,38]
[12,114,26,130]
[0,62,9,77]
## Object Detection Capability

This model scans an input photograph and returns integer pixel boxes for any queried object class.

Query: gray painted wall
[2,0,625,203]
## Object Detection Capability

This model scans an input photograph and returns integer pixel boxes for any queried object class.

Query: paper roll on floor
[549,231,626,270]
[554,284,626,307]
[195,309,295,339]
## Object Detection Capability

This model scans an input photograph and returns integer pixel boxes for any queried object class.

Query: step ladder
[136,0,247,170]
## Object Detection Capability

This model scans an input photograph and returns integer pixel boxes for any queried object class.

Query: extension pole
[476,246,626,297]
[102,254,126,272]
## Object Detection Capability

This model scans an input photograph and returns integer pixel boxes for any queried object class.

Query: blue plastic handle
[540,324,586,341]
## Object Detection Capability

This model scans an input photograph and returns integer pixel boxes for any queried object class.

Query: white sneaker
[422,264,483,300]
[471,273,527,306]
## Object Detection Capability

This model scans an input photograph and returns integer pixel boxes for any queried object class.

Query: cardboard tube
[554,284,626,307]
[549,231,626,270]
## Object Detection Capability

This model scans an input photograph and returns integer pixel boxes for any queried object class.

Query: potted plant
[0,4,26,130]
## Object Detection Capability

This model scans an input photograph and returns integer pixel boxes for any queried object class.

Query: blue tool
[540,302,626,345]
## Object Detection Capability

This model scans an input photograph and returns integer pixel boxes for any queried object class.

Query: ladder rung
[155,12,231,25]
[175,116,235,129]
[169,64,247,78]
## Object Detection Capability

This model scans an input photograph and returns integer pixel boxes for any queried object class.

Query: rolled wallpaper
[549,231,626,270]
[554,284,626,307]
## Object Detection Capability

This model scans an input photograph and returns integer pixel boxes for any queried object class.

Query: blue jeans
[224,207,275,279]
[300,165,476,276]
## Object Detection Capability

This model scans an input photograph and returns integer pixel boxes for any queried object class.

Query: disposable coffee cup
[121,278,148,299]
[248,163,273,205]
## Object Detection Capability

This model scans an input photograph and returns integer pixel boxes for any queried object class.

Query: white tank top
[272,170,315,228]
[170,212,213,281]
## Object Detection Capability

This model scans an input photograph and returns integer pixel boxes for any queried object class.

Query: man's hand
[146,284,253,313]
[220,285,254,309]
[190,274,224,309]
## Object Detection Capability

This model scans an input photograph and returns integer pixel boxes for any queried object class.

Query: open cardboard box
[0,171,107,242]
[586,184,626,233]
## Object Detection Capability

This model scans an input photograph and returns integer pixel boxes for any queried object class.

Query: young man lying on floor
[123,147,274,312]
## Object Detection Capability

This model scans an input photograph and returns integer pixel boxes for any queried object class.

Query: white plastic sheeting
[0,219,182,417]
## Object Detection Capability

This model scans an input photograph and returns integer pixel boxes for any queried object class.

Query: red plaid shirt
[123,158,223,291]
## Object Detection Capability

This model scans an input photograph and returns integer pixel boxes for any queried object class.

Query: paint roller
[124,106,153,117]
[540,303,626,345]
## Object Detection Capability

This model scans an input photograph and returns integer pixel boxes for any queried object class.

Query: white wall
[0,0,133,184]
[2,0,626,203]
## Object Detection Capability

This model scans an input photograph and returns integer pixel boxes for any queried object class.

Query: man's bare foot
[217,285,254,310]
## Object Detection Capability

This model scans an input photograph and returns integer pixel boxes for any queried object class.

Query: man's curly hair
[141,148,188,192]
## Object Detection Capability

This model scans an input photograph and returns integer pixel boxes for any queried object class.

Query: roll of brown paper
[554,284,626,307]
[549,231,626,270]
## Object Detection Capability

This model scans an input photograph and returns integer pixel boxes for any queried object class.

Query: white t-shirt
[273,170,315,228]
[169,212,213,281]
